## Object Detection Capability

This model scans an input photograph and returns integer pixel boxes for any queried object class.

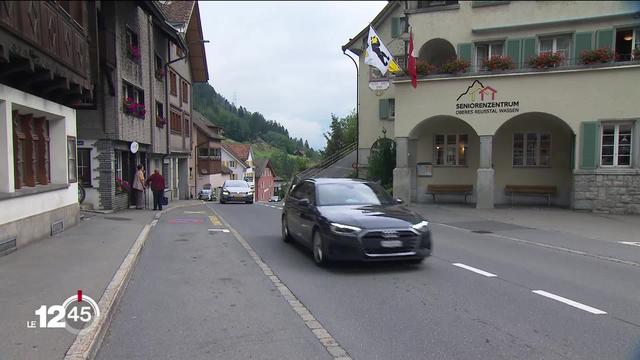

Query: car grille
[361,230,418,254]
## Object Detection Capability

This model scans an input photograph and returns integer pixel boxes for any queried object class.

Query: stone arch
[418,38,457,68]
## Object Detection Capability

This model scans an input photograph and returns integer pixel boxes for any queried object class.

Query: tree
[368,130,396,189]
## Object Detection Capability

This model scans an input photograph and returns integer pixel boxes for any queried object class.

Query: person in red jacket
[145,169,166,211]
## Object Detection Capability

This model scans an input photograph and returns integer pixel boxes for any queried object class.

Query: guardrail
[292,142,357,185]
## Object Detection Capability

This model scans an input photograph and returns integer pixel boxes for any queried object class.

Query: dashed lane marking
[532,290,607,315]
[619,241,640,247]
[184,211,206,214]
[207,205,352,360]
[208,228,230,233]
[452,263,498,277]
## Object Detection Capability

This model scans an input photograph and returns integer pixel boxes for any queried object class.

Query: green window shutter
[506,39,522,68]
[379,99,389,120]
[580,121,598,169]
[574,32,593,61]
[457,43,472,62]
[596,29,614,50]
[522,37,536,65]
[391,17,401,38]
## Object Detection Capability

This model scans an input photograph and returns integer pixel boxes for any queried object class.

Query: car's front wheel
[282,216,292,243]
[312,230,328,267]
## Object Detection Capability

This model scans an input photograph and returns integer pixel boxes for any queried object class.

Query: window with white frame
[601,123,632,166]
[476,42,504,70]
[539,35,571,63]
[434,134,467,166]
[388,99,395,119]
[115,151,123,180]
[513,133,551,167]
[229,160,237,168]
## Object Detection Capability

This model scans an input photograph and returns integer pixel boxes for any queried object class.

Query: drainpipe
[147,14,154,170]
[343,50,359,178]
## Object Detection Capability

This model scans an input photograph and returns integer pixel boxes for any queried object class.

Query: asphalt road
[95,201,640,360]
[210,202,640,360]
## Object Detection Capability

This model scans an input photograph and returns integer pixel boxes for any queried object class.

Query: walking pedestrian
[145,169,166,211]
[133,164,146,210]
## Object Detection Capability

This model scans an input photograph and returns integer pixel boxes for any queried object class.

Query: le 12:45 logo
[27,290,101,335]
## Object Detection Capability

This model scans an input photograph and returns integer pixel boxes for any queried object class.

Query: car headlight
[222,190,229,195]
[330,223,362,235]
[412,220,430,233]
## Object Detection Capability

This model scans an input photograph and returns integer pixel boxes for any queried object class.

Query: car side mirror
[396,198,403,204]
[299,198,310,208]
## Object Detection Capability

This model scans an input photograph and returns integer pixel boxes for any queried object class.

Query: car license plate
[380,240,402,248]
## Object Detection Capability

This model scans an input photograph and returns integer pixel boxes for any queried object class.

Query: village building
[343,1,640,213]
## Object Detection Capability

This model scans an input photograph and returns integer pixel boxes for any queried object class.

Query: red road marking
[77,289,82,302]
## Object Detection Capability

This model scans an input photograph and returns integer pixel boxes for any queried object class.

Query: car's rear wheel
[312,231,328,267]
[282,216,292,243]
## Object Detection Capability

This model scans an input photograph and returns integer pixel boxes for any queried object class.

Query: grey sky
[198,1,386,149]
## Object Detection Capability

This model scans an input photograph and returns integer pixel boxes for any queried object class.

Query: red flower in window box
[482,55,515,71]
[115,178,130,193]
[579,48,613,65]
[127,44,141,62]
[440,57,470,74]
[156,116,167,128]
[415,60,437,75]
[529,52,564,69]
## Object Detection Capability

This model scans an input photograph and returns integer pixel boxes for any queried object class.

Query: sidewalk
[0,200,200,360]
[409,203,640,264]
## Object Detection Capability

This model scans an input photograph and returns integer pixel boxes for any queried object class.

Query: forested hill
[193,82,315,155]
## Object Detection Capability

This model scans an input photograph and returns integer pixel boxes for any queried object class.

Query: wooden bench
[427,185,473,204]
[505,185,557,207]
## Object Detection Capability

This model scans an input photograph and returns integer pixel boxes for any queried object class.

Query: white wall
[0,85,77,225]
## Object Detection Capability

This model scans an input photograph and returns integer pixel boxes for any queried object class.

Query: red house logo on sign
[455,80,519,115]
[457,80,497,102]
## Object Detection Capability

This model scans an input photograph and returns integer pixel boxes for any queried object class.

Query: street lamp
[343,48,361,178]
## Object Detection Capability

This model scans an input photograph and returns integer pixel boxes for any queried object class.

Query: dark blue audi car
[281,178,432,266]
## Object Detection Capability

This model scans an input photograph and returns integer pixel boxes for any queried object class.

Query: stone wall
[574,173,640,214]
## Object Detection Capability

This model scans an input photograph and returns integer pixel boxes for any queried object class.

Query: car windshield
[225,180,249,188]
[316,182,394,206]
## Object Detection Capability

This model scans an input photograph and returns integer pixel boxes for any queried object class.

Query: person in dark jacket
[145,169,166,211]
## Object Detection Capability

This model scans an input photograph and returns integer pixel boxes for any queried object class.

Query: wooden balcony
[0,1,93,107]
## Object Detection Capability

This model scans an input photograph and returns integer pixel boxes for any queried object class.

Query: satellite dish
[130,142,139,154]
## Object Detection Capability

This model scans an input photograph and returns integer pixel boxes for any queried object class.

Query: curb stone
[63,201,200,360]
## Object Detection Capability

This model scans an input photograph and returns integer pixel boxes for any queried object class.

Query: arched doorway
[418,38,457,68]
[407,115,480,203]
[493,112,575,207]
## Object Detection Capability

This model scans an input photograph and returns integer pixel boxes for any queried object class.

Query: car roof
[302,177,370,185]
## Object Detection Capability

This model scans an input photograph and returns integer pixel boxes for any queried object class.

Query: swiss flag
[408,30,417,88]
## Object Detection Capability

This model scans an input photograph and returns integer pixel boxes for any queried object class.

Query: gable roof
[254,158,275,178]
[157,0,209,82]
[222,143,252,166]
[341,1,399,53]
[192,111,224,140]
[221,146,248,169]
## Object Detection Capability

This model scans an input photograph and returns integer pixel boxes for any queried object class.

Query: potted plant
[127,44,141,62]
[579,48,613,65]
[441,58,470,74]
[416,60,438,75]
[155,67,165,80]
[156,116,167,128]
[482,55,515,71]
[115,178,130,193]
[529,52,564,69]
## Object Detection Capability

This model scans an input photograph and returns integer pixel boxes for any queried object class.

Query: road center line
[452,263,498,277]
[532,290,607,314]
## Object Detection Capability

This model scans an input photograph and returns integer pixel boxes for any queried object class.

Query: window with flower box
[125,27,140,62]
[122,81,145,118]
[475,42,504,70]
[538,35,571,65]
[600,123,632,167]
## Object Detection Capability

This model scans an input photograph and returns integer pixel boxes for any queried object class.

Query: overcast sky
[198,1,386,149]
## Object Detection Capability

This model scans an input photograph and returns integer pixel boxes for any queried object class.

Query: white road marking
[452,263,498,277]
[208,228,230,233]
[619,241,640,247]
[532,290,607,315]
